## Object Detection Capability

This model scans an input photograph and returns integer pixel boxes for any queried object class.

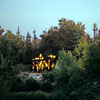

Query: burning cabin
[32,54,56,72]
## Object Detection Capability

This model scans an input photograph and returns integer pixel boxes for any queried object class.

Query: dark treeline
[0,18,100,100]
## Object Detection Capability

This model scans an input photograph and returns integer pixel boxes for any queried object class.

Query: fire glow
[32,54,56,72]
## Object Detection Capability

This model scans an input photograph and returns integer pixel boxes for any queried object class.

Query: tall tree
[0,30,25,65]
[0,26,4,36]
[83,42,100,78]
[40,18,85,54]
[93,23,98,38]
[75,37,88,68]
[23,32,32,64]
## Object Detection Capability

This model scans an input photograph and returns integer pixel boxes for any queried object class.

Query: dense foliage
[0,19,100,100]
[40,18,85,55]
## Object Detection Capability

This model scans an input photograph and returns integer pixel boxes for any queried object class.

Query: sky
[0,0,100,38]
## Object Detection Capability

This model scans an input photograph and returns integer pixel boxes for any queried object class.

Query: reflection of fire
[32,54,56,72]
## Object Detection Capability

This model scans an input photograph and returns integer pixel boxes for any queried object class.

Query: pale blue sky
[0,0,100,38]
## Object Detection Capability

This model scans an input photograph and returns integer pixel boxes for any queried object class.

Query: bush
[34,91,48,100]
[6,92,34,100]
[6,91,48,100]
[10,77,26,92]
[26,78,40,91]
[42,71,54,82]
[48,87,71,100]
[40,80,53,92]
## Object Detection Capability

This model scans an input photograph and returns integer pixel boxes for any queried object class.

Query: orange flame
[32,54,56,72]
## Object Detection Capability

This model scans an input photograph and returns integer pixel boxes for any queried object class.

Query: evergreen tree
[23,32,32,64]
[40,18,85,55]
[75,37,88,68]
[55,49,77,85]
[0,26,4,36]
[83,42,100,78]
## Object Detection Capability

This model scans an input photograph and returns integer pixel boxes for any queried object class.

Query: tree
[75,37,88,68]
[40,18,85,55]
[0,30,25,66]
[0,64,17,100]
[83,42,100,78]
[23,32,33,64]
[54,49,77,86]
[0,26,4,36]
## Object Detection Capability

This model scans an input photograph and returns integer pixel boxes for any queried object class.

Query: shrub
[6,92,34,100]
[40,80,53,92]
[42,71,54,82]
[26,78,40,91]
[34,91,48,100]
[6,91,48,100]
[10,77,26,92]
